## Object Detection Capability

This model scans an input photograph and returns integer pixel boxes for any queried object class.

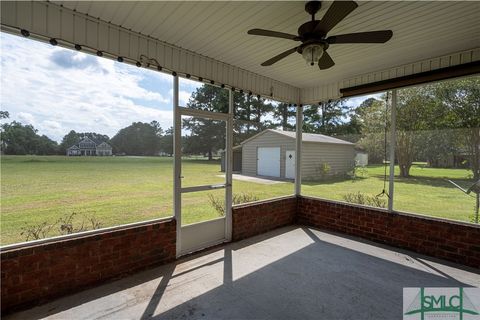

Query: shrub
[342,192,387,208]
[315,162,331,179]
[20,211,103,241]
[347,163,368,181]
[208,193,260,215]
[20,221,54,242]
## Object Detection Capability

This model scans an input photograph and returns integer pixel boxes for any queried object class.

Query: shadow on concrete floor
[6,226,480,320]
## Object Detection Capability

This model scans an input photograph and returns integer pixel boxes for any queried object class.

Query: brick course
[232,196,297,241]
[297,196,480,269]
[1,218,176,313]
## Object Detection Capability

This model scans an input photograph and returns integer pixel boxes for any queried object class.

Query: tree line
[0,111,174,156]
[1,77,478,179]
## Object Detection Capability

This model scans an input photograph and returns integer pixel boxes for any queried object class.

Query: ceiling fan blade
[261,47,298,66]
[318,51,335,70]
[248,28,299,41]
[328,30,393,44]
[314,1,358,34]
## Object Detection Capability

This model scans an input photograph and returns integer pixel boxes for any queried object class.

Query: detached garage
[237,129,355,180]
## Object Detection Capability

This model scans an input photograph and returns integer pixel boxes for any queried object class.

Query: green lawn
[0,155,476,245]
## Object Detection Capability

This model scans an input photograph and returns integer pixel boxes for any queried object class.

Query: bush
[342,192,387,208]
[347,163,368,181]
[315,162,331,179]
[208,193,260,215]
[20,211,102,241]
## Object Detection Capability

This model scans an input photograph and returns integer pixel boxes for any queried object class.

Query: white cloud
[168,87,197,106]
[179,90,192,106]
[17,112,36,125]
[0,33,173,141]
[40,120,64,139]
[346,94,382,107]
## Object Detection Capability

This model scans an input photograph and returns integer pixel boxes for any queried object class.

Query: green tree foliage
[302,100,350,135]
[273,103,295,131]
[182,85,227,160]
[110,122,161,156]
[354,97,388,164]
[353,77,479,178]
[395,86,438,177]
[395,78,479,178]
[160,126,173,156]
[1,121,58,155]
[433,77,480,179]
[234,94,275,145]
[0,110,10,119]
[183,85,276,158]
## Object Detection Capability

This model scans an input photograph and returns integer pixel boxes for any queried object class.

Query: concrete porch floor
[6,226,479,320]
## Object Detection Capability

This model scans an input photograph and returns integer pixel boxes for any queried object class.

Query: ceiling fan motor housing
[298,20,327,40]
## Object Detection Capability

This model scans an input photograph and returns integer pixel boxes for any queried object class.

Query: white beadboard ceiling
[54,1,480,89]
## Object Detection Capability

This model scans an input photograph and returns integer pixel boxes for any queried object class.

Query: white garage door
[257,147,280,177]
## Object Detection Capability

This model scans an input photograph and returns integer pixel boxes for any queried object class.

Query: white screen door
[174,105,232,256]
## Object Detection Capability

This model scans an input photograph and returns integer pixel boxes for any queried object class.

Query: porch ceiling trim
[300,47,480,103]
[0,1,300,104]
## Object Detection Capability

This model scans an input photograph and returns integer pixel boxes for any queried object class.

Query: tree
[433,77,480,179]
[0,110,9,119]
[234,94,275,146]
[150,120,164,137]
[160,127,173,156]
[273,103,295,131]
[302,100,349,135]
[36,135,59,155]
[355,97,389,164]
[183,85,228,159]
[395,87,436,177]
[110,122,161,156]
[1,121,58,155]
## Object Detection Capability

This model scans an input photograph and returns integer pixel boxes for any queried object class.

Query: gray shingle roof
[274,130,354,145]
[237,129,354,147]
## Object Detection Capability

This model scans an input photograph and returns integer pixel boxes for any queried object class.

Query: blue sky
[0,32,376,142]
[0,32,201,142]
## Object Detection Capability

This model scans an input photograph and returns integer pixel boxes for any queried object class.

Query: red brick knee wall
[298,196,480,269]
[232,196,297,241]
[1,218,176,314]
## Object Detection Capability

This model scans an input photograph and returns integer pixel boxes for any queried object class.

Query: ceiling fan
[247,1,393,70]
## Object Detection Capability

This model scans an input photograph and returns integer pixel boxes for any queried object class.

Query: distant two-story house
[66,137,112,156]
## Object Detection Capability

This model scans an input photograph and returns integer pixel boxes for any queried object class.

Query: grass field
[1,155,476,245]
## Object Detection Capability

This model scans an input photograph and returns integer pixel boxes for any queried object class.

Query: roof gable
[275,130,354,145]
[96,142,112,148]
[239,129,353,146]
[79,137,97,145]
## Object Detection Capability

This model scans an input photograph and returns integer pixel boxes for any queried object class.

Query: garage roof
[240,129,354,146]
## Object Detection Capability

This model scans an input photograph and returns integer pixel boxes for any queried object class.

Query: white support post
[295,104,303,196]
[388,89,397,212]
[173,75,182,256]
[225,89,234,241]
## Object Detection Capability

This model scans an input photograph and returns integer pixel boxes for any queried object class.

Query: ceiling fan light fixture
[302,44,324,66]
